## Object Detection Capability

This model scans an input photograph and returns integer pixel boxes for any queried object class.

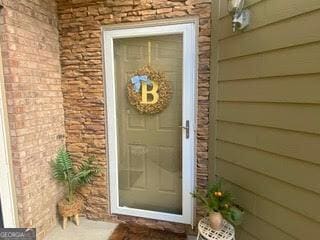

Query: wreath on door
[127,65,171,114]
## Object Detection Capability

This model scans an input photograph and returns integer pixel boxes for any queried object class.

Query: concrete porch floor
[45,218,118,240]
[45,217,197,240]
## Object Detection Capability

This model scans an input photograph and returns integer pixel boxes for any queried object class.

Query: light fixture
[228,0,250,32]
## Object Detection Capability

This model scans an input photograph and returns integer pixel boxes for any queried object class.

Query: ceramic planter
[209,212,223,230]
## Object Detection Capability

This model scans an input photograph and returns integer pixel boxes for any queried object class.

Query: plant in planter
[52,149,100,229]
[192,180,243,230]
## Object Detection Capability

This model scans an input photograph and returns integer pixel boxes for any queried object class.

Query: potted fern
[52,149,100,228]
[192,180,243,230]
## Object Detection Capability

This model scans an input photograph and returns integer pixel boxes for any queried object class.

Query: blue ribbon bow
[131,75,152,92]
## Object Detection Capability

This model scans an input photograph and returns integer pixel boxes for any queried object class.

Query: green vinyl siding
[209,0,320,239]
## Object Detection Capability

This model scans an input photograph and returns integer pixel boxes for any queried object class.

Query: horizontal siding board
[236,229,259,240]
[254,194,320,239]
[217,121,320,165]
[219,42,320,81]
[218,0,320,39]
[217,102,320,134]
[224,181,320,239]
[217,141,320,193]
[219,10,320,60]
[217,74,320,104]
[216,159,320,222]
[239,211,295,240]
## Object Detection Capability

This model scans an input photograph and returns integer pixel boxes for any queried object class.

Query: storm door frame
[103,20,197,224]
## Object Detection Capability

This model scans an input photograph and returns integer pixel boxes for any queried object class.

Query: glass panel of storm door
[114,34,183,214]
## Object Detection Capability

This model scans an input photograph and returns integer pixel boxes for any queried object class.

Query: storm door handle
[179,120,190,139]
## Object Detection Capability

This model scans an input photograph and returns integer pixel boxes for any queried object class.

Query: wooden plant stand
[62,214,80,229]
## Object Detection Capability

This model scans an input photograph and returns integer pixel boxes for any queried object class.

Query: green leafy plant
[52,149,100,203]
[192,180,244,226]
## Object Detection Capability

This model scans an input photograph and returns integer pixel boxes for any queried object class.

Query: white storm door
[104,22,196,224]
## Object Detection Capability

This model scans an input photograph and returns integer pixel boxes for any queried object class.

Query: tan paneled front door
[115,35,183,214]
[104,22,196,224]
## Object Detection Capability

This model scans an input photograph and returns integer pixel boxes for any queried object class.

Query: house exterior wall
[0,0,65,238]
[209,0,320,239]
[57,0,211,225]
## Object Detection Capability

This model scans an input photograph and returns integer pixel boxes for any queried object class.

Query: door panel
[114,34,183,214]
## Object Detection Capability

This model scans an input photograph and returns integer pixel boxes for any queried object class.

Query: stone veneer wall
[0,0,65,238]
[57,0,211,224]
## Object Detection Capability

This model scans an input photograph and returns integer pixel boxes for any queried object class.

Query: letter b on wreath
[127,65,171,114]
[141,81,159,105]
